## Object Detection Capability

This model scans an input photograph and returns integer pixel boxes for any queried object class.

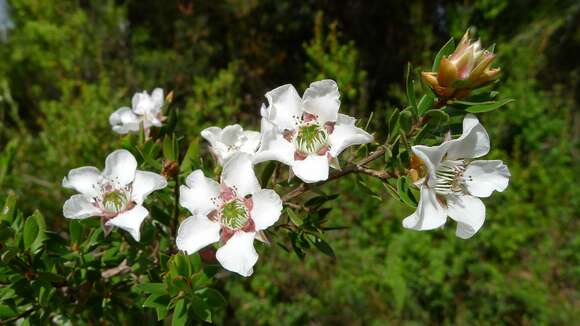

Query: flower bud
[422,29,500,99]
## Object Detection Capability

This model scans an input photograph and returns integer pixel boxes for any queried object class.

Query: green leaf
[432,38,455,71]
[398,109,413,132]
[406,63,416,109]
[136,283,166,295]
[387,109,400,136]
[304,194,339,208]
[466,99,515,113]
[172,299,189,326]
[69,220,82,244]
[425,109,449,126]
[163,134,177,161]
[0,191,17,223]
[196,288,227,307]
[313,238,336,259]
[180,139,200,173]
[0,221,13,241]
[287,208,303,226]
[417,94,435,115]
[259,161,276,187]
[396,177,417,208]
[0,305,17,318]
[143,294,170,321]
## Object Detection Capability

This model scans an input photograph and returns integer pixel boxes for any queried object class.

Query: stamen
[220,199,249,230]
[434,160,467,195]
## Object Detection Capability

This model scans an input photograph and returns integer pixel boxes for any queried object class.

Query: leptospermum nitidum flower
[404,114,510,239]
[201,124,261,165]
[421,29,500,99]
[254,79,373,183]
[62,149,167,241]
[109,88,164,135]
[176,153,282,277]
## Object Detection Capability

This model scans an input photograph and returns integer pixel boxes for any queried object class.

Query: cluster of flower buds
[421,29,501,99]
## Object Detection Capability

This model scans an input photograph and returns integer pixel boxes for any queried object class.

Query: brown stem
[282,146,388,202]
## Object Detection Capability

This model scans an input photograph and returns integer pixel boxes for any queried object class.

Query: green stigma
[102,190,129,213]
[220,200,249,230]
[294,124,328,154]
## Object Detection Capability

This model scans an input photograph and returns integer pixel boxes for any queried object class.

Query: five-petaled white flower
[176,153,282,277]
[109,88,164,135]
[201,124,261,166]
[62,149,167,241]
[254,79,373,183]
[403,114,510,239]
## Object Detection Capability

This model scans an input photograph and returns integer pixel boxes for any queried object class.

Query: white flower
[403,114,510,239]
[109,88,164,134]
[62,149,167,241]
[201,124,261,165]
[254,79,373,183]
[176,153,282,277]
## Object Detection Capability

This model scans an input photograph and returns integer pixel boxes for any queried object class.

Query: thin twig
[282,146,388,202]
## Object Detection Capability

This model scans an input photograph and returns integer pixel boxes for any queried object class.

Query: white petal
[411,143,450,187]
[220,124,245,145]
[292,154,329,183]
[216,231,258,277]
[109,107,141,134]
[62,166,101,197]
[63,194,101,219]
[103,149,137,187]
[302,79,340,124]
[264,84,303,131]
[131,171,167,205]
[446,114,490,160]
[105,205,149,241]
[200,126,224,147]
[221,153,261,197]
[447,195,486,239]
[250,189,282,230]
[131,91,149,115]
[254,118,295,165]
[176,214,221,254]
[240,130,261,153]
[328,113,373,157]
[402,186,447,230]
[179,170,220,215]
[464,160,510,197]
[151,88,164,110]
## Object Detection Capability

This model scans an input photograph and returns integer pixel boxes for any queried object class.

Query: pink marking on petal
[282,129,295,142]
[244,196,254,211]
[199,247,217,262]
[317,145,329,156]
[303,112,317,122]
[221,228,235,243]
[241,218,256,233]
[220,186,236,202]
[324,121,335,134]
[207,209,219,222]
[294,151,307,161]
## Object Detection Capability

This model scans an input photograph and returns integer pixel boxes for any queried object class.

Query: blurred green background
[0,0,578,324]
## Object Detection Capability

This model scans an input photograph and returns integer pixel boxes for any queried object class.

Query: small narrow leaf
[406,63,417,108]
[287,208,303,226]
[260,161,276,187]
[417,94,435,115]
[466,99,515,113]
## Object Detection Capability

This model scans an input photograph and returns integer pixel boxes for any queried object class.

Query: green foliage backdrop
[0,0,578,324]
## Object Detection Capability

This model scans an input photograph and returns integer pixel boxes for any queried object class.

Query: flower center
[434,160,468,195]
[220,199,249,230]
[102,190,129,213]
[294,124,328,155]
